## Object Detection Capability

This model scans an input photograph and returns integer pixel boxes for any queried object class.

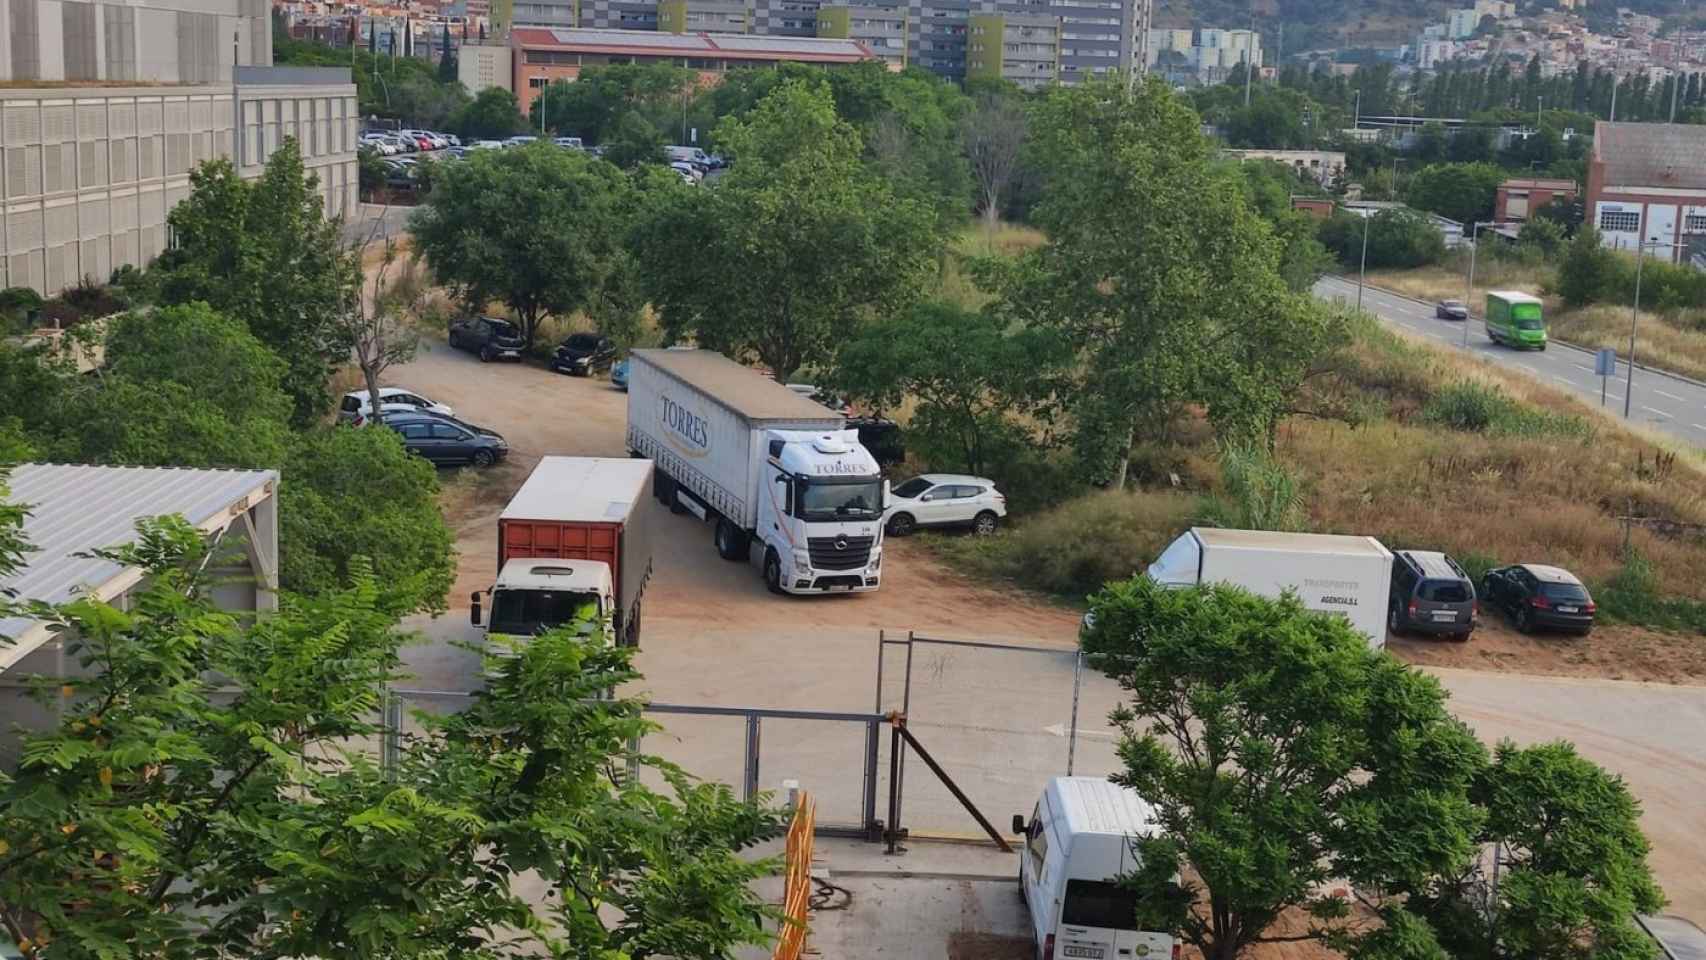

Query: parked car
[550,332,616,375]
[669,161,704,182]
[339,387,455,425]
[1481,563,1596,634]
[381,411,509,467]
[471,139,505,150]
[553,136,584,150]
[705,152,727,169]
[1435,299,1469,320]
[610,357,630,391]
[884,473,1006,536]
[1387,549,1477,641]
[444,133,462,147]
[504,135,538,148]
[448,315,526,362]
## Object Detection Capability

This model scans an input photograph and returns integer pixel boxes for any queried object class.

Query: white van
[1012,777,1176,960]
[666,145,711,169]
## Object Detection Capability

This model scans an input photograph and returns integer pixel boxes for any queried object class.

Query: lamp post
[1357,208,1372,312]
[1353,89,1361,131]
[1462,220,1485,349]
[1625,239,1682,418]
[1390,156,1405,201]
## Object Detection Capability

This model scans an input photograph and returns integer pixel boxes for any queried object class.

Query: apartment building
[1144,26,1260,84]
[967,11,1060,89]
[818,6,909,67]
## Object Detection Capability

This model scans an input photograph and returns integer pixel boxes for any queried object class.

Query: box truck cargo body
[625,349,887,595]
[1148,527,1393,646]
[471,457,654,647]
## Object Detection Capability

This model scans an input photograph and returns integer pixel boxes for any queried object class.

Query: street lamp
[1390,156,1406,200]
[1357,208,1374,312]
[1625,239,1683,418]
[1462,220,1487,348]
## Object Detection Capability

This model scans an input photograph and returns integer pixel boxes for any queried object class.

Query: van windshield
[1062,880,1139,930]
[490,589,601,636]
[1513,304,1544,328]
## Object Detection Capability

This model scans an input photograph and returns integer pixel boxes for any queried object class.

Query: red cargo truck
[470,457,655,647]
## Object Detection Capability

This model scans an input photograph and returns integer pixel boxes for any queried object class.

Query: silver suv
[1388,549,1478,642]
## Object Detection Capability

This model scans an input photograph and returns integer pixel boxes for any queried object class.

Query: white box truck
[470,457,654,648]
[1012,777,1177,960]
[625,349,886,596]
[1148,527,1393,646]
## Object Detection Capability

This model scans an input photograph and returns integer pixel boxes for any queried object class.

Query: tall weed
[1199,445,1308,532]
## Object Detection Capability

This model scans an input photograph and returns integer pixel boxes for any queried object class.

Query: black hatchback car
[448,316,526,363]
[1388,549,1478,641]
[1481,563,1597,635]
[381,411,509,467]
[550,333,616,376]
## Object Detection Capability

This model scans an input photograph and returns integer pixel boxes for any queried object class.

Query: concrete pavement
[1316,275,1706,445]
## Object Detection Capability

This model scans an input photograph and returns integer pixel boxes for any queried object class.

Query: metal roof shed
[0,463,279,674]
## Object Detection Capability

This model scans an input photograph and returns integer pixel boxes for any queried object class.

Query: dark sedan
[1436,299,1470,320]
[381,411,509,467]
[550,332,616,376]
[1480,563,1596,635]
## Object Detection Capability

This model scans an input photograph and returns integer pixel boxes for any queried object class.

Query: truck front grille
[808,535,874,571]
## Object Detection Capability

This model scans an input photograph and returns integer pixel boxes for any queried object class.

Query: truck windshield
[489,589,602,637]
[797,477,883,521]
[1061,880,1139,930]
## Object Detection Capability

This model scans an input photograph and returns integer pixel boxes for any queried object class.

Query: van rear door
[1058,880,1172,960]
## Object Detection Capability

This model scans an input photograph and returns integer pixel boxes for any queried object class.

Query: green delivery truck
[1485,291,1547,350]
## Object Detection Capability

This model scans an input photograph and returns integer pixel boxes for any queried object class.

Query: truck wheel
[973,511,999,536]
[764,548,785,595]
[625,602,641,648]
[887,513,916,537]
[714,518,748,561]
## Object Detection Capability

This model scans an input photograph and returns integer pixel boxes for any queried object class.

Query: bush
[1422,381,1594,440]
[1595,547,1706,632]
[1319,209,1446,270]
[930,489,1197,598]
[1557,226,1619,307]
[1198,445,1307,532]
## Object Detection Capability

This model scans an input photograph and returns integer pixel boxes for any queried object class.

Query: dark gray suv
[1388,549,1478,641]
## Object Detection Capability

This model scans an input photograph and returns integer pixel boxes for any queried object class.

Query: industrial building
[1585,121,1706,263]
[1494,177,1577,224]
[1,0,357,296]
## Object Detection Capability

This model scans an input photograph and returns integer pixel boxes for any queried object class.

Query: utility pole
[1463,221,1483,349]
[232,31,242,170]
[1671,66,1681,122]
[1610,74,1618,121]
[1357,211,1371,312]
[1537,94,1543,130]
[1243,2,1255,108]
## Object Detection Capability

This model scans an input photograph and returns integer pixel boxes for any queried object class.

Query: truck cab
[473,559,615,645]
[757,430,886,595]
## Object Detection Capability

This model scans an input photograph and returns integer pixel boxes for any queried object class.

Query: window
[1025,804,1047,874]
[1540,581,1591,601]
[950,485,984,499]
[893,477,933,498]
[1686,214,1706,233]
[431,423,469,440]
[399,423,432,440]
[1599,209,1640,232]
[1061,880,1140,930]
[1419,580,1470,602]
[1393,560,1418,593]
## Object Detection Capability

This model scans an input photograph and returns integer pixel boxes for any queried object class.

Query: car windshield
[489,589,602,637]
[892,477,933,498]
[1061,880,1139,930]
[566,334,601,349]
[798,477,883,521]
[1420,580,1470,602]
[486,319,520,338]
[1442,300,1463,308]
[1541,581,1590,601]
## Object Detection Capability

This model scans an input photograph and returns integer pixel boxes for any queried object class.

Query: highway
[1316,275,1706,446]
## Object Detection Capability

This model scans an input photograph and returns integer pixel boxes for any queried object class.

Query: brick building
[1494,177,1577,224]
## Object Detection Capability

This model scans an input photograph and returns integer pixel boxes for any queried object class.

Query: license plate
[1062,948,1105,959]
[1431,611,1457,621]
[1557,605,1578,614]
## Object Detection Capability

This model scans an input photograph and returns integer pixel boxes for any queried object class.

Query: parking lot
[388,338,1706,922]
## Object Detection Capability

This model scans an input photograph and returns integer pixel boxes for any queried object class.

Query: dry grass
[1364,264,1706,383]
[939,222,1047,310]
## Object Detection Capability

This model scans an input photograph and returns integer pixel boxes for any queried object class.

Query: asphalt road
[1316,275,1706,446]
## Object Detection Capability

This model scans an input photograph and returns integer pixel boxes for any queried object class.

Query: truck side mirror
[469,591,483,626]
[1011,814,1026,835]
[883,479,891,511]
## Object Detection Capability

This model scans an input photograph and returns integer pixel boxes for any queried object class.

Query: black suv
[448,316,525,363]
[550,332,616,376]
[1481,564,1596,635]
[1388,550,1478,641]
[381,411,509,467]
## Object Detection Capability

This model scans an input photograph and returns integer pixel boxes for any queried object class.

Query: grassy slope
[1365,262,1706,383]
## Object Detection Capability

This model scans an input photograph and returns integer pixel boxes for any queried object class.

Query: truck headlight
[793,550,812,573]
[867,551,881,571]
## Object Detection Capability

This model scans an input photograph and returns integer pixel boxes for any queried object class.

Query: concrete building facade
[966,11,1059,89]
[0,0,271,83]
[2,68,358,295]
[1585,121,1706,263]
[817,5,908,66]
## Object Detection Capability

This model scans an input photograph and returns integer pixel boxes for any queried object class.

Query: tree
[980,77,1304,488]
[411,144,637,350]
[602,110,667,169]
[1406,741,1665,960]
[961,92,1027,235]
[835,300,1060,476]
[1558,226,1618,307]
[0,518,780,959]
[278,424,454,616]
[340,239,423,446]
[452,85,523,140]
[154,141,359,425]
[534,63,694,144]
[1081,578,1489,960]
[1207,297,1349,450]
[1319,210,1447,270]
[1517,216,1567,257]
[633,81,940,382]
[1405,162,1506,225]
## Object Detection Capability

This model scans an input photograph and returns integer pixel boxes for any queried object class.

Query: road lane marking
[1655,389,1687,402]
[1693,423,1706,432]
[1551,374,1577,386]
[1642,405,1671,418]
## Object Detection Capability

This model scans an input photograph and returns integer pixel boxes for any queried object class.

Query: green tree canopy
[153,140,359,425]
[602,110,668,169]
[1319,209,1447,270]
[452,85,524,140]
[633,80,941,382]
[1558,225,1620,307]
[534,62,694,144]
[1405,161,1507,225]
[411,144,639,349]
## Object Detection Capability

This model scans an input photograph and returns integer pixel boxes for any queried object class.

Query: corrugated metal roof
[1,463,277,643]
[1594,121,1706,191]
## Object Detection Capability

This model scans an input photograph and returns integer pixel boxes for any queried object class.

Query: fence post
[743,713,762,802]
[381,688,401,779]
[862,718,880,840]
[886,718,904,854]
[1067,650,1083,777]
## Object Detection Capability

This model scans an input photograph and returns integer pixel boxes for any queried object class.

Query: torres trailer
[625,349,887,595]
[470,456,655,647]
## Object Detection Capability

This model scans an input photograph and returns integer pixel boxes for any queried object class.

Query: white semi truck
[626,349,887,595]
